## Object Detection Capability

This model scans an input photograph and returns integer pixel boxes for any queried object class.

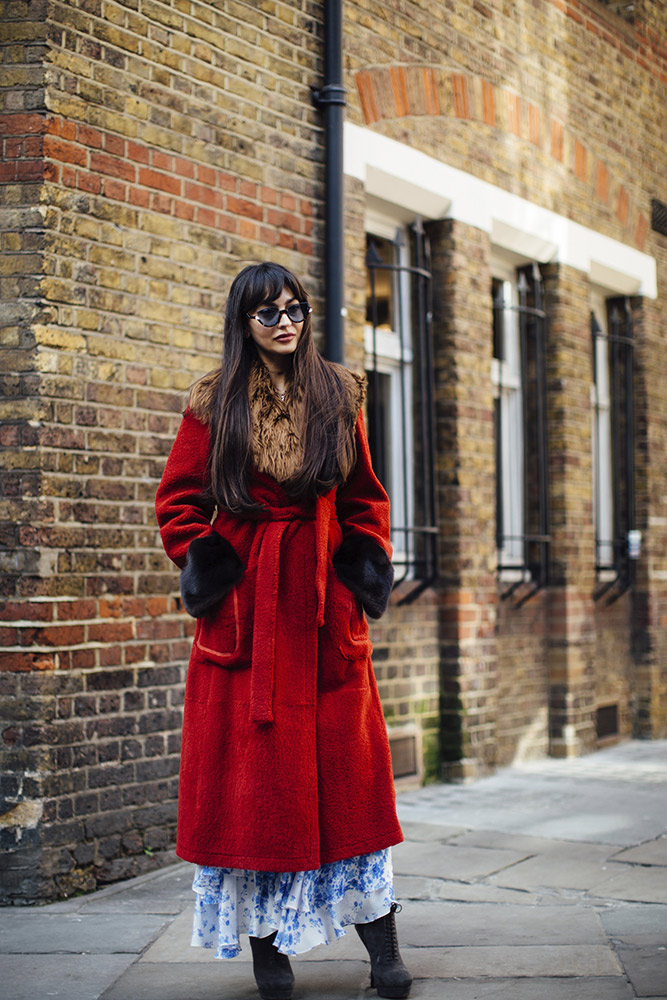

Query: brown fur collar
[248,361,304,480]
[187,361,366,483]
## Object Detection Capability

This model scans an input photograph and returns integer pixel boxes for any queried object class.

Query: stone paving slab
[141,908,368,965]
[0,912,168,955]
[598,903,667,946]
[397,899,609,947]
[616,947,667,997]
[394,874,549,905]
[44,862,185,915]
[100,955,630,1000]
[141,899,613,969]
[140,909,216,964]
[101,959,371,1000]
[399,821,468,842]
[0,954,135,1000]
[101,961,265,1000]
[397,744,667,847]
[397,944,622,977]
[393,839,528,880]
[405,977,634,999]
[511,741,667,781]
[276,960,370,998]
[449,829,620,857]
[491,854,631,892]
[611,837,667,867]
[397,792,655,845]
[587,868,667,904]
[79,865,193,915]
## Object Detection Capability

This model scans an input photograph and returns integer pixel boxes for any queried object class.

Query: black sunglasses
[247,301,311,328]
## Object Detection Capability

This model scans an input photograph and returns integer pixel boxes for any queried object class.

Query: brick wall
[1,0,449,902]
[542,263,598,756]
[344,172,444,785]
[344,0,667,768]
[346,0,664,253]
[427,218,499,779]
[496,595,550,765]
[371,587,441,783]
[1,0,666,902]
[1,0,326,903]
[593,593,634,742]
[1,0,50,903]
[631,294,667,738]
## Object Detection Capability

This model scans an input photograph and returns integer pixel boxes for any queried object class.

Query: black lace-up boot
[355,902,413,998]
[248,932,295,1000]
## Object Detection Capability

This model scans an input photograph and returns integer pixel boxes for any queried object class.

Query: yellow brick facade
[1,0,665,900]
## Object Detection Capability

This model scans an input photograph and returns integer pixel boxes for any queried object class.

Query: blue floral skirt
[191,848,394,957]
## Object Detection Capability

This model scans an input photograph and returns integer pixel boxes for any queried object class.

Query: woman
[155,262,412,1000]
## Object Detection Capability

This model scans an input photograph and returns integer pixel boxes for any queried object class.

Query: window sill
[497,566,532,584]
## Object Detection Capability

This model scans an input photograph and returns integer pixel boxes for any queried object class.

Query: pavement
[1,739,666,1000]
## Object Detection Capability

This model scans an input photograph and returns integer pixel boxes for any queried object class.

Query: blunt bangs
[239,262,304,317]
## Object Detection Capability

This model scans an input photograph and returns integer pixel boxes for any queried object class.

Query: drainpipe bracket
[311,84,347,109]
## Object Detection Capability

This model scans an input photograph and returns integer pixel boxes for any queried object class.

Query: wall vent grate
[389,734,418,779]
[651,199,667,237]
[596,704,619,739]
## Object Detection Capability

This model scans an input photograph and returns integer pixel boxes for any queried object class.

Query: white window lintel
[345,122,657,299]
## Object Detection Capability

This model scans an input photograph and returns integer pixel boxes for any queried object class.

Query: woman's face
[246,285,306,369]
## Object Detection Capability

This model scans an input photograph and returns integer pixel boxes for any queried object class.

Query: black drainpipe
[312,0,346,364]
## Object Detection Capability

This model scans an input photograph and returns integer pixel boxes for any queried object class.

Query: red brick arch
[354,66,648,252]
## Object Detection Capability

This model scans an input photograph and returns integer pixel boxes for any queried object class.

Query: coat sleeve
[155,410,244,617]
[333,411,394,619]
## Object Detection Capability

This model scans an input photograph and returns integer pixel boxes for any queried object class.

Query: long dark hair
[209,262,357,512]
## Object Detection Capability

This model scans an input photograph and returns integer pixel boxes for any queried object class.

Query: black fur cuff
[180,533,245,618]
[333,535,394,619]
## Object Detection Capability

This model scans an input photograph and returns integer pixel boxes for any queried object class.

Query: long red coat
[155,405,403,872]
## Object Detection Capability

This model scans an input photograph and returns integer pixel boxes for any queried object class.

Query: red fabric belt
[249,496,333,724]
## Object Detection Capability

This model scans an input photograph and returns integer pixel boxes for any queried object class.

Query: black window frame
[365,219,438,602]
[493,262,550,599]
[591,297,637,595]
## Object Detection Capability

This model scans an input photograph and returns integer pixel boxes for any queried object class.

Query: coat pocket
[324,564,371,658]
[319,568,373,693]
[192,568,253,668]
[337,588,372,660]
